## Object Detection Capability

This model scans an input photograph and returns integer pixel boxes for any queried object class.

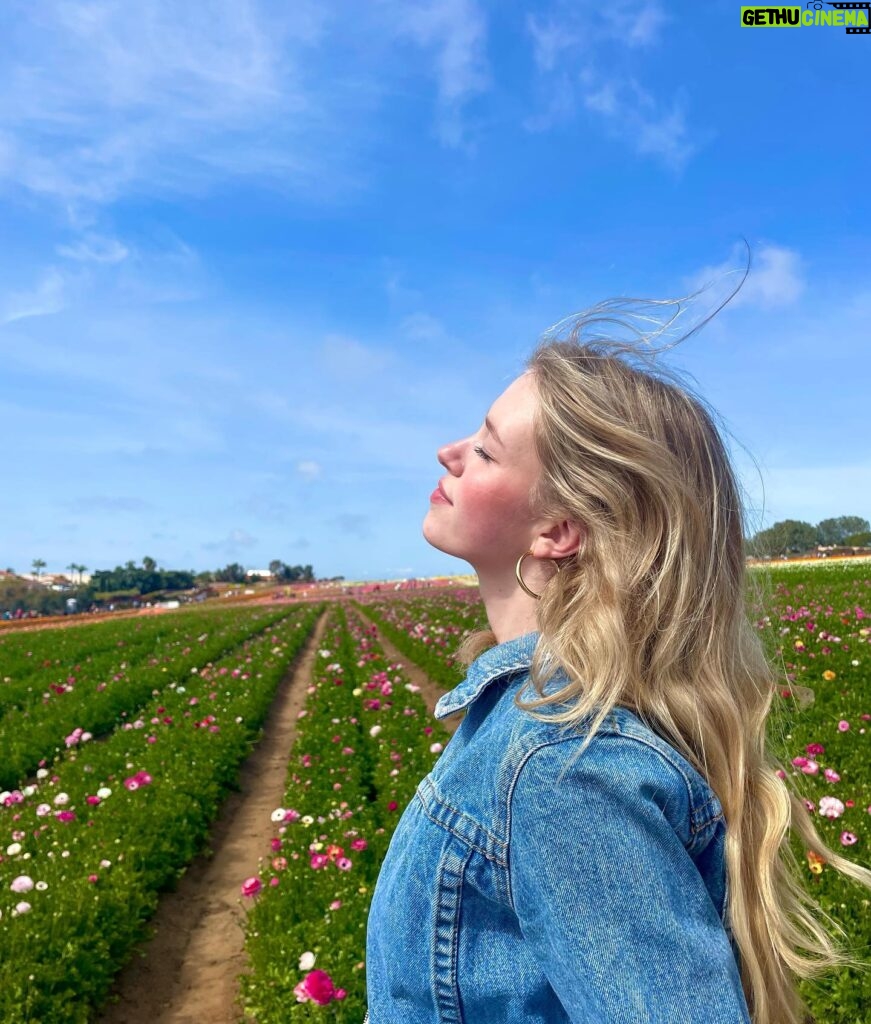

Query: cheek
[461,477,533,534]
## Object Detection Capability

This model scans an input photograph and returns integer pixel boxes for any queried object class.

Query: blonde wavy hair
[458,307,871,1024]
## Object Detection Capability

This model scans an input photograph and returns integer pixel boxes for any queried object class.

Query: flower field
[240,604,451,1021]
[1,560,869,1023]
[0,603,321,1024]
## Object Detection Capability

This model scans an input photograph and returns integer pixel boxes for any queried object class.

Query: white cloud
[581,75,696,171]
[689,244,805,311]
[395,0,490,147]
[56,235,130,264]
[524,2,693,169]
[0,0,493,210]
[0,269,67,324]
[297,460,321,479]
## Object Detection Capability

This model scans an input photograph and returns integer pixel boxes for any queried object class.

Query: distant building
[245,569,273,579]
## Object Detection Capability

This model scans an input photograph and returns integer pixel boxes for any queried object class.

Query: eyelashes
[473,444,494,463]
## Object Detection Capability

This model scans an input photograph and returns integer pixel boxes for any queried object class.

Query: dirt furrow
[96,609,328,1024]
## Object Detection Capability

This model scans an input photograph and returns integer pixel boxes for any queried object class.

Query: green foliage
[0,604,322,1024]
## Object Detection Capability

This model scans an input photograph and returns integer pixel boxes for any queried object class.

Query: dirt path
[97,609,329,1024]
[351,607,463,736]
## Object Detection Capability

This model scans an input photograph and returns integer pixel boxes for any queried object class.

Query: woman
[365,312,871,1024]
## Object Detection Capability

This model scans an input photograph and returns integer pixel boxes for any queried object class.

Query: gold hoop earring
[515,550,562,600]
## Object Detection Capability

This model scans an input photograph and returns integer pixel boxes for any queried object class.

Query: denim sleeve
[508,736,750,1024]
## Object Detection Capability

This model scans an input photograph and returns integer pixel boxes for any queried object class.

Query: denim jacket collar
[434,631,540,720]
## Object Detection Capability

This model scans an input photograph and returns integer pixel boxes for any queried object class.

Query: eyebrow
[484,416,503,447]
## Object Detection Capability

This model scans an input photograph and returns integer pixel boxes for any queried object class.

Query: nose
[437,437,464,474]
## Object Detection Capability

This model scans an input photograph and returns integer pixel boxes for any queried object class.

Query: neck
[476,568,539,645]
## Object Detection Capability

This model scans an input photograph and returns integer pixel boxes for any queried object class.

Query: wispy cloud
[0,269,68,324]
[202,528,259,555]
[524,1,695,169]
[582,73,696,170]
[394,0,490,147]
[297,460,321,479]
[0,0,492,212]
[56,234,129,264]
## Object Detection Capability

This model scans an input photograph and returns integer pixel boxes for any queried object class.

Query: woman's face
[423,373,544,572]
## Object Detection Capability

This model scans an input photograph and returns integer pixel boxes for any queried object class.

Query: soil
[96,609,329,1024]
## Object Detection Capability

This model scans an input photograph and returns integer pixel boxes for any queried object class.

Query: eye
[473,444,494,463]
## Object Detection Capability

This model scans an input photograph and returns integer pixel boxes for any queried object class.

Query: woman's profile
[364,296,871,1024]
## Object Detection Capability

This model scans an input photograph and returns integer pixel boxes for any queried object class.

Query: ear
[530,518,586,561]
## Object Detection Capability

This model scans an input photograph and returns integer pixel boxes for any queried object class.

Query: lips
[430,480,452,505]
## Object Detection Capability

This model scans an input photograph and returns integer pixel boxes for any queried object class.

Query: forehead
[488,373,538,450]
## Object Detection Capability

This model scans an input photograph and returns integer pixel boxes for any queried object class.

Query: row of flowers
[355,589,485,690]
[0,605,293,791]
[0,604,321,1024]
[239,605,450,1023]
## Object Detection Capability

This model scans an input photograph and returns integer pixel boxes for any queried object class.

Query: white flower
[35,881,48,891]
[10,875,34,893]
[369,725,382,737]
[53,792,69,806]
[12,901,31,916]
[301,815,314,826]
[429,743,444,754]
[6,843,22,857]
[298,951,316,971]
[22,785,36,797]
[97,787,112,799]
[35,804,51,817]
[270,808,286,823]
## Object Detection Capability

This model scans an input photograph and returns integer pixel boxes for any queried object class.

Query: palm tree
[66,563,77,584]
[31,558,47,581]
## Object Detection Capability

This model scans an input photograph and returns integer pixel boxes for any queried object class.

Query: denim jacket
[365,632,750,1023]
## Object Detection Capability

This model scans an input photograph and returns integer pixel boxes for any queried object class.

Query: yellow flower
[807,850,825,875]
[822,670,836,681]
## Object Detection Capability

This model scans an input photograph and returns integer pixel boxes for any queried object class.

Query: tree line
[1,557,318,616]
[746,515,870,558]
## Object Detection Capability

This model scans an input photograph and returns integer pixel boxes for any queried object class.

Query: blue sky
[1,0,869,581]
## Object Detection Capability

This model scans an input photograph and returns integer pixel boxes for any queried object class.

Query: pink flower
[840,831,858,846]
[803,799,815,813]
[818,796,845,819]
[823,768,840,783]
[387,801,398,812]
[838,720,850,732]
[270,838,282,852]
[241,876,262,897]
[86,795,101,806]
[336,857,352,871]
[805,743,825,755]
[801,761,819,775]
[329,899,342,910]
[294,969,337,1006]
[791,756,808,768]
[350,838,368,851]
[284,809,300,822]
[55,811,76,823]
[124,778,139,791]
[88,874,99,883]
[310,853,329,870]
